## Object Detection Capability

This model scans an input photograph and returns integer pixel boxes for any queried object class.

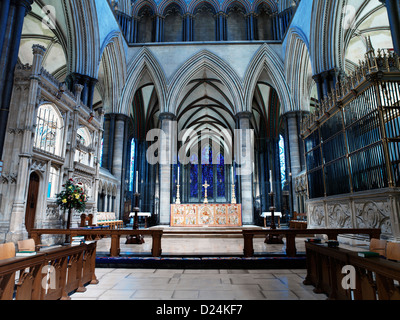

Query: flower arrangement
[56,178,88,213]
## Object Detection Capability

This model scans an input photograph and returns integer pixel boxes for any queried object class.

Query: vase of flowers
[56,178,88,234]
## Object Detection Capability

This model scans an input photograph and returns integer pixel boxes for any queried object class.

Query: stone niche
[307,188,400,241]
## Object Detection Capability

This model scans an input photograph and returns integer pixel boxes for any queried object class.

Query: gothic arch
[132,0,158,16]
[309,0,345,75]
[244,44,293,114]
[284,27,315,111]
[119,48,167,116]
[188,0,220,14]
[158,0,188,15]
[62,0,101,78]
[221,0,251,13]
[166,50,244,115]
[97,31,127,113]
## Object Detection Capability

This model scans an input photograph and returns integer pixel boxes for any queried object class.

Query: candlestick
[269,170,273,193]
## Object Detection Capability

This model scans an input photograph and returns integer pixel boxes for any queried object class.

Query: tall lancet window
[34,104,64,156]
[185,140,227,203]
[279,135,286,188]
[129,138,136,192]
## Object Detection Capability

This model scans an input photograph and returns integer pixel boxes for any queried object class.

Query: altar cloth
[170,204,242,227]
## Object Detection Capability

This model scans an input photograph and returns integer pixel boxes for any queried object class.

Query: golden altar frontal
[170,204,242,227]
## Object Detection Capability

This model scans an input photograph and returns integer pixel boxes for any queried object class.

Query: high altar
[170,177,242,227]
[170,204,242,227]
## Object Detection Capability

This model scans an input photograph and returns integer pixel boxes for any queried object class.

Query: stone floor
[69,228,371,301]
[71,268,328,300]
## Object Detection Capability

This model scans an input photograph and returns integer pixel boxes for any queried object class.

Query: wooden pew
[304,241,400,300]
[0,242,98,300]
[30,228,163,258]
[242,228,381,257]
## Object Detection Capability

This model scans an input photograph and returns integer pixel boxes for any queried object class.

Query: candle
[177,166,180,182]
[269,170,273,193]
[136,171,138,192]
[231,167,234,183]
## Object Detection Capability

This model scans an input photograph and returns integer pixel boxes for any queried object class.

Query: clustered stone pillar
[0,0,34,160]
[286,112,301,213]
[235,111,254,225]
[65,73,98,111]
[312,68,339,101]
[380,0,400,55]
[101,113,130,219]
[158,112,176,225]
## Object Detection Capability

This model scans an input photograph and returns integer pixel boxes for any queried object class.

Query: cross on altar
[203,180,210,204]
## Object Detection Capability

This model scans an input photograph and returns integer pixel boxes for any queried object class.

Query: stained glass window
[186,141,228,203]
[201,145,213,199]
[129,138,135,192]
[99,138,103,167]
[34,104,63,156]
[217,153,225,198]
[279,135,286,188]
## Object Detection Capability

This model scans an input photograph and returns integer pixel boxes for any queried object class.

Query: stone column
[0,0,34,160]
[246,13,255,41]
[112,114,128,218]
[158,112,176,225]
[286,112,301,212]
[65,73,98,110]
[183,14,193,41]
[235,111,254,225]
[380,0,400,55]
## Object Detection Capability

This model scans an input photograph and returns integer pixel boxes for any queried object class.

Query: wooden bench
[304,241,400,300]
[242,228,381,257]
[30,229,163,258]
[0,242,97,300]
[95,212,123,229]
[289,212,307,229]
[80,214,94,227]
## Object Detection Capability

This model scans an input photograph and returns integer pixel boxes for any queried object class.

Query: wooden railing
[30,229,163,257]
[242,228,381,257]
[0,242,97,300]
[304,241,400,300]
[30,228,381,258]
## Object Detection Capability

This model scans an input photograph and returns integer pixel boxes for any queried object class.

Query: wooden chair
[370,238,387,257]
[386,242,400,262]
[17,239,38,252]
[0,242,16,260]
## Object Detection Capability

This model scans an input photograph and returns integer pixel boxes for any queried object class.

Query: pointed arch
[166,50,244,115]
[97,31,127,114]
[62,0,101,78]
[284,27,315,111]
[309,0,345,74]
[244,44,293,114]
[132,0,158,16]
[119,48,167,116]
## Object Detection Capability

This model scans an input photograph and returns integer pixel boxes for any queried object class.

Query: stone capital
[235,111,252,120]
[159,112,176,121]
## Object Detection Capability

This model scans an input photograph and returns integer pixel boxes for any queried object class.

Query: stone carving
[355,200,392,235]
[309,204,325,227]
[328,203,352,228]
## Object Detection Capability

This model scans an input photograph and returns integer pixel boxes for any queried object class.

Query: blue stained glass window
[190,164,198,198]
[217,153,225,197]
[279,135,286,188]
[129,139,135,192]
[99,138,103,167]
[201,145,213,198]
